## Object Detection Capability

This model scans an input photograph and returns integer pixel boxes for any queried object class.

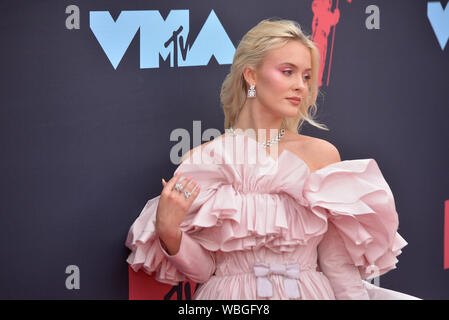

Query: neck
[232,99,284,142]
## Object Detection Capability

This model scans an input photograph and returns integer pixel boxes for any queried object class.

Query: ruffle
[126,134,408,283]
[303,158,408,280]
[125,134,326,282]
[125,195,188,285]
[174,134,327,253]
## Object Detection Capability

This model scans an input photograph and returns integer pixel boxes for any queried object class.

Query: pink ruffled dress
[125,133,420,300]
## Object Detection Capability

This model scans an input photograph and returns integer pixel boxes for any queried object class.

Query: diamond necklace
[228,124,286,148]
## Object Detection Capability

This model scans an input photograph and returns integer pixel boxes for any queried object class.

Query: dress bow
[253,262,301,299]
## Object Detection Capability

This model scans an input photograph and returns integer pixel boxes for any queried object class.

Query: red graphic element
[445,200,449,269]
[129,266,198,300]
[311,0,351,86]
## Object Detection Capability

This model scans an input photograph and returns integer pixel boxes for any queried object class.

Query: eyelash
[283,70,311,80]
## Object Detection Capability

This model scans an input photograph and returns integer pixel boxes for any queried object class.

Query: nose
[294,75,307,93]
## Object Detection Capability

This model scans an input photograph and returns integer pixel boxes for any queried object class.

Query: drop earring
[247,84,256,98]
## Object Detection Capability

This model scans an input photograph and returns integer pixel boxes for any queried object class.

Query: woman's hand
[155,171,201,240]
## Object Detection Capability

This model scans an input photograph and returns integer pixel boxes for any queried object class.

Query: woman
[125,18,420,300]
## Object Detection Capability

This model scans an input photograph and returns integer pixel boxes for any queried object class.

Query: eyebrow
[280,62,312,71]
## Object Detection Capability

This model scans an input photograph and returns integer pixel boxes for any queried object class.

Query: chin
[283,107,300,118]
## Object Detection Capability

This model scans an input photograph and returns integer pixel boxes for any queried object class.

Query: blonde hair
[220,18,328,133]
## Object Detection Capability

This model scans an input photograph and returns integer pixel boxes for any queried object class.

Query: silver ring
[184,190,192,199]
[174,183,183,192]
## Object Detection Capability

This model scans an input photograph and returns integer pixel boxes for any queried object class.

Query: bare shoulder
[310,136,341,167]
[286,132,341,171]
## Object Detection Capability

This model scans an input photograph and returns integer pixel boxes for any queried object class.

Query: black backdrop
[0,0,448,299]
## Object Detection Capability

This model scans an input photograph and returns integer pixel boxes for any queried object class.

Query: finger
[183,178,198,193]
[164,171,183,193]
[180,176,194,189]
[171,176,194,199]
[186,183,201,203]
[166,170,183,186]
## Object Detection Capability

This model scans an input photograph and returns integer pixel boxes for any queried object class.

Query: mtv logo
[90,9,235,69]
[428,1,449,50]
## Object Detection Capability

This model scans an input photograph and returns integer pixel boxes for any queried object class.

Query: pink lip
[286,97,301,105]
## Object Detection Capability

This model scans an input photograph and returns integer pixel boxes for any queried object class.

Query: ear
[242,66,257,88]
